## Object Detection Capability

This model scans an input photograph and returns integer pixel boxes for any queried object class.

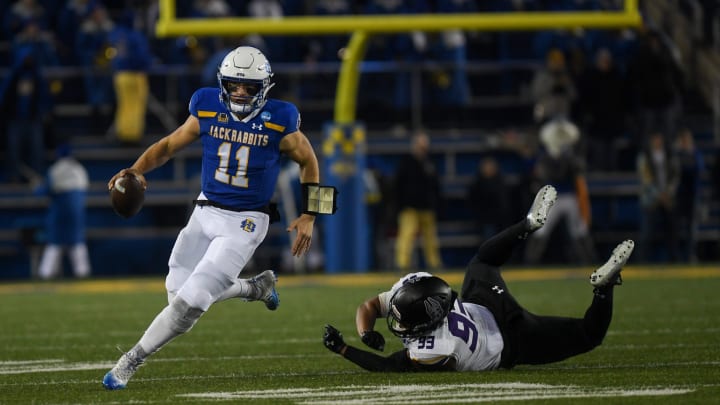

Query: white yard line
[179,383,696,404]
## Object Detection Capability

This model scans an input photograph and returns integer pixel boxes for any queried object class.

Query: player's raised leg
[526,184,558,231]
[590,239,634,290]
[245,270,280,310]
[214,270,279,310]
[472,185,557,267]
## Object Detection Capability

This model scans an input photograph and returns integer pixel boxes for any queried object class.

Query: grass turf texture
[1,266,719,404]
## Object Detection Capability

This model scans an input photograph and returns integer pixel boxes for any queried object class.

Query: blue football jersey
[188,88,300,209]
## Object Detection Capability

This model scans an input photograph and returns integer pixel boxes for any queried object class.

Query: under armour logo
[492,285,504,294]
[252,123,263,130]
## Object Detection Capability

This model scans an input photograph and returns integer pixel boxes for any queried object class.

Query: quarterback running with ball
[323,185,634,371]
[103,46,336,389]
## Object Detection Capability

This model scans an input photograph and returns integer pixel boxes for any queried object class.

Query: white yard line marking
[2,356,719,377]
[180,383,694,404]
[0,354,328,375]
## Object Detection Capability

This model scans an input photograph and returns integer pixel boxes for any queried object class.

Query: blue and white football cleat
[249,270,280,311]
[102,350,144,390]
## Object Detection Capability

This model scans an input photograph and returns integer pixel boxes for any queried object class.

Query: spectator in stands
[698,0,720,47]
[431,0,477,128]
[11,18,59,67]
[525,117,595,265]
[201,37,235,87]
[35,144,91,279]
[626,29,683,145]
[75,2,115,130]
[362,0,430,129]
[637,131,680,262]
[300,0,353,103]
[168,0,232,110]
[3,0,48,39]
[244,0,299,62]
[107,11,153,145]
[467,156,511,243]
[673,128,705,263]
[306,0,352,63]
[714,144,720,204]
[577,47,627,171]
[56,0,95,65]
[187,0,232,18]
[0,45,53,183]
[530,48,577,123]
[393,131,443,271]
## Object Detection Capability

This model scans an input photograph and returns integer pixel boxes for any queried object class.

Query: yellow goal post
[155,0,643,124]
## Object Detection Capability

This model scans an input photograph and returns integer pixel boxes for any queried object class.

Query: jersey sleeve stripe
[198,110,217,118]
[265,122,286,132]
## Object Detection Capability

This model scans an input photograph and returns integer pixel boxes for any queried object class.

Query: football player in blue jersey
[324,185,634,372]
[103,46,333,390]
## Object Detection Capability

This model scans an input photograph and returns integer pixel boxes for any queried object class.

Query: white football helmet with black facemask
[217,46,274,115]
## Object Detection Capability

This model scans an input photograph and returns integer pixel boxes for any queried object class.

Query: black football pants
[460,219,614,368]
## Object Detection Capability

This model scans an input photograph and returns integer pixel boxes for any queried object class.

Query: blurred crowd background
[1,0,719,279]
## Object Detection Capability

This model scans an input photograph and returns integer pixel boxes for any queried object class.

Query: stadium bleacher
[1,0,718,279]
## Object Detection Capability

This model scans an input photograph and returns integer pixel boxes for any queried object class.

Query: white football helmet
[217,46,274,115]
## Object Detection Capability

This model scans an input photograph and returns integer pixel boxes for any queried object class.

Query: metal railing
[1,59,542,137]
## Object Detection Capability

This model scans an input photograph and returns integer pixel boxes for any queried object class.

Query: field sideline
[1,265,719,404]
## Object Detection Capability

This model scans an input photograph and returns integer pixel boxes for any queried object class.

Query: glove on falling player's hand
[323,324,346,354]
[361,330,385,351]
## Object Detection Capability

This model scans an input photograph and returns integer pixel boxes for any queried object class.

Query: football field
[1,266,719,404]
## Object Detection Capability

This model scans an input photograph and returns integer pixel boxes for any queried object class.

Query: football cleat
[526,185,557,231]
[249,270,279,311]
[590,239,634,287]
[102,350,144,390]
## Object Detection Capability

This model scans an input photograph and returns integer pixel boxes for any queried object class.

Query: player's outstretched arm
[323,325,456,372]
[356,296,386,351]
[323,325,410,372]
[107,115,200,190]
[280,130,319,257]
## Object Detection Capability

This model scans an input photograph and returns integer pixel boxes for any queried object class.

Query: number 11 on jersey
[215,142,250,188]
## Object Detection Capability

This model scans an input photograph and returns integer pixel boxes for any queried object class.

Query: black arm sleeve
[343,346,413,372]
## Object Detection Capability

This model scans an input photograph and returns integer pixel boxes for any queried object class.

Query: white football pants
[165,202,269,311]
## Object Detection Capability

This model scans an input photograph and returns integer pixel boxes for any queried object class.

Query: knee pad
[167,297,205,333]
[176,270,233,311]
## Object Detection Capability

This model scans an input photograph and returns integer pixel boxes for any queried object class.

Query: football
[110,173,145,218]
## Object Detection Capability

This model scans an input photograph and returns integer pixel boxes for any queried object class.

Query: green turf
[1,270,719,404]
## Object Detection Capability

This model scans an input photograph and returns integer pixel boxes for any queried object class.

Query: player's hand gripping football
[361,330,385,352]
[323,324,347,354]
[108,168,147,192]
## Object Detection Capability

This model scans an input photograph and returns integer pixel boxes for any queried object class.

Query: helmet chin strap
[229,101,254,115]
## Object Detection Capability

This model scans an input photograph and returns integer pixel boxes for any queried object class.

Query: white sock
[70,244,91,278]
[136,305,181,357]
[38,245,61,279]
[216,278,258,301]
[136,299,203,357]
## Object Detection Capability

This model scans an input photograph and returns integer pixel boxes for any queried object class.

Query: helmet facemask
[217,46,274,115]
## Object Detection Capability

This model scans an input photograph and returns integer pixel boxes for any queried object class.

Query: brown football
[110,173,145,218]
